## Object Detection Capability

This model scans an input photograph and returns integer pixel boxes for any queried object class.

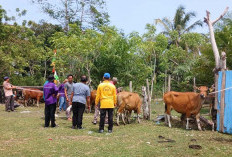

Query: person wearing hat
[3,76,17,112]
[92,76,118,125]
[95,73,117,133]
[43,75,58,128]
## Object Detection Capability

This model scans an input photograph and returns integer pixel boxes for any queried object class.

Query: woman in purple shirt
[58,79,68,112]
[43,75,58,128]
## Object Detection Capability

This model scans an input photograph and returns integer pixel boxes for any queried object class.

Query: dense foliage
[1,4,231,96]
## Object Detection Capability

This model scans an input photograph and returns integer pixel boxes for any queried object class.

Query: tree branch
[169,59,179,65]
[212,7,229,25]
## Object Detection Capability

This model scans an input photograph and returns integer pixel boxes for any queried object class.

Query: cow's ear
[193,86,198,90]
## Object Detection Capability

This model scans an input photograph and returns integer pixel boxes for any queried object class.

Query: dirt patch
[212,137,232,143]
[189,145,202,150]
[1,138,29,147]
[157,135,176,143]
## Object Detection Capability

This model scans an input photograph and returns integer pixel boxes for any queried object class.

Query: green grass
[0,102,232,157]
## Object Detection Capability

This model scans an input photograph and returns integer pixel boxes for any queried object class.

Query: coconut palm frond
[183,20,203,33]
[155,18,171,32]
[174,5,185,29]
[182,12,196,27]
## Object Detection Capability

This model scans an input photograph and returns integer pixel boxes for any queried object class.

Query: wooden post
[129,81,132,92]
[146,79,151,120]
[168,74,171,92]
[219,52,227,132]
[142,86,149,120]
[219,71,226,132]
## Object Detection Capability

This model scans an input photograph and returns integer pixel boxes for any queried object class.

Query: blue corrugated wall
[217,70,232,134]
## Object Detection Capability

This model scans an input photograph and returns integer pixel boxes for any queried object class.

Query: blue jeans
[59,97,66,111]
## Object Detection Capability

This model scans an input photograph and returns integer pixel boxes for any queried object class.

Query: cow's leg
[167,114,171,128]
[165,104,172,128]
[116,102,126,126]
[186,118,190,130]
[116,113,121,126]
[127,111,132,124]
[196,113,202,131]
[137,112,140,123]
[24,97,28,107]
[122,112,126,125]
[185,111,192,130]
[137,105,141,124]
[36,97,40,107]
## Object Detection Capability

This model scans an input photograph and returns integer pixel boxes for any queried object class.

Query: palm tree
[155,5,203,45]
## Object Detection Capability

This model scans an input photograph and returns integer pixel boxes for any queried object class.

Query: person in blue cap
[3,76,17,112]
[95,73,117,133]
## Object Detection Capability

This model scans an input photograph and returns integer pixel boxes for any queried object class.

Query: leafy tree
[31,0,109,31]
[155,5,203,46]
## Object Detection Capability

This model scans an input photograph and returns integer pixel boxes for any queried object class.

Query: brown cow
[163,91,206,130]
[23,88,43,107]
[116,91,142,125]
[90,90,97,113]
[197,86,215,116]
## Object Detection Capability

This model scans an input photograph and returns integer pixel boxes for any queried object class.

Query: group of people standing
[43,73,117,133]
[2,73,117,133]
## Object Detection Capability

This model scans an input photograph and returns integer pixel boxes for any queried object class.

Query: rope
[208,86,232,95]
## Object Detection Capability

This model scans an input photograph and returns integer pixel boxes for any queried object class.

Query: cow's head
[198,86,208,97]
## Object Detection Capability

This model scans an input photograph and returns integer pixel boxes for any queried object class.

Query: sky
[1,0,232,35]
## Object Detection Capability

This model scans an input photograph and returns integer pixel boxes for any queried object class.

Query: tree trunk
[64,0,69,32]
[150,56,156,99]
[146,79,151,120]
[164,70,167,92]
[204,7,229,112]
[129,81,132,92]
[44,60,47,80]
[168,74,171,92]
[193,77,196,92]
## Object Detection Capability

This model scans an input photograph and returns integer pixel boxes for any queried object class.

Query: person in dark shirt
[43,75,58,128]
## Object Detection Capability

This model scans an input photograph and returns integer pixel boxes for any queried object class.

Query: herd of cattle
[15,85,214,130]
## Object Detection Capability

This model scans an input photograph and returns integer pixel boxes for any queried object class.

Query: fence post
[219,71,226,132]
[142,86,149,120]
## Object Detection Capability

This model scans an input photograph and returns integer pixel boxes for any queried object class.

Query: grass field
[0,102,232,157]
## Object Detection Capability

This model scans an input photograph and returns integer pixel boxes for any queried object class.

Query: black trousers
[99,108,114,131]
[5,96,14,111]
[45,103,56,127]
[72,102,86,128]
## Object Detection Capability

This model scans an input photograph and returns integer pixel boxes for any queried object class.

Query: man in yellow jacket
[95,73,117,133]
